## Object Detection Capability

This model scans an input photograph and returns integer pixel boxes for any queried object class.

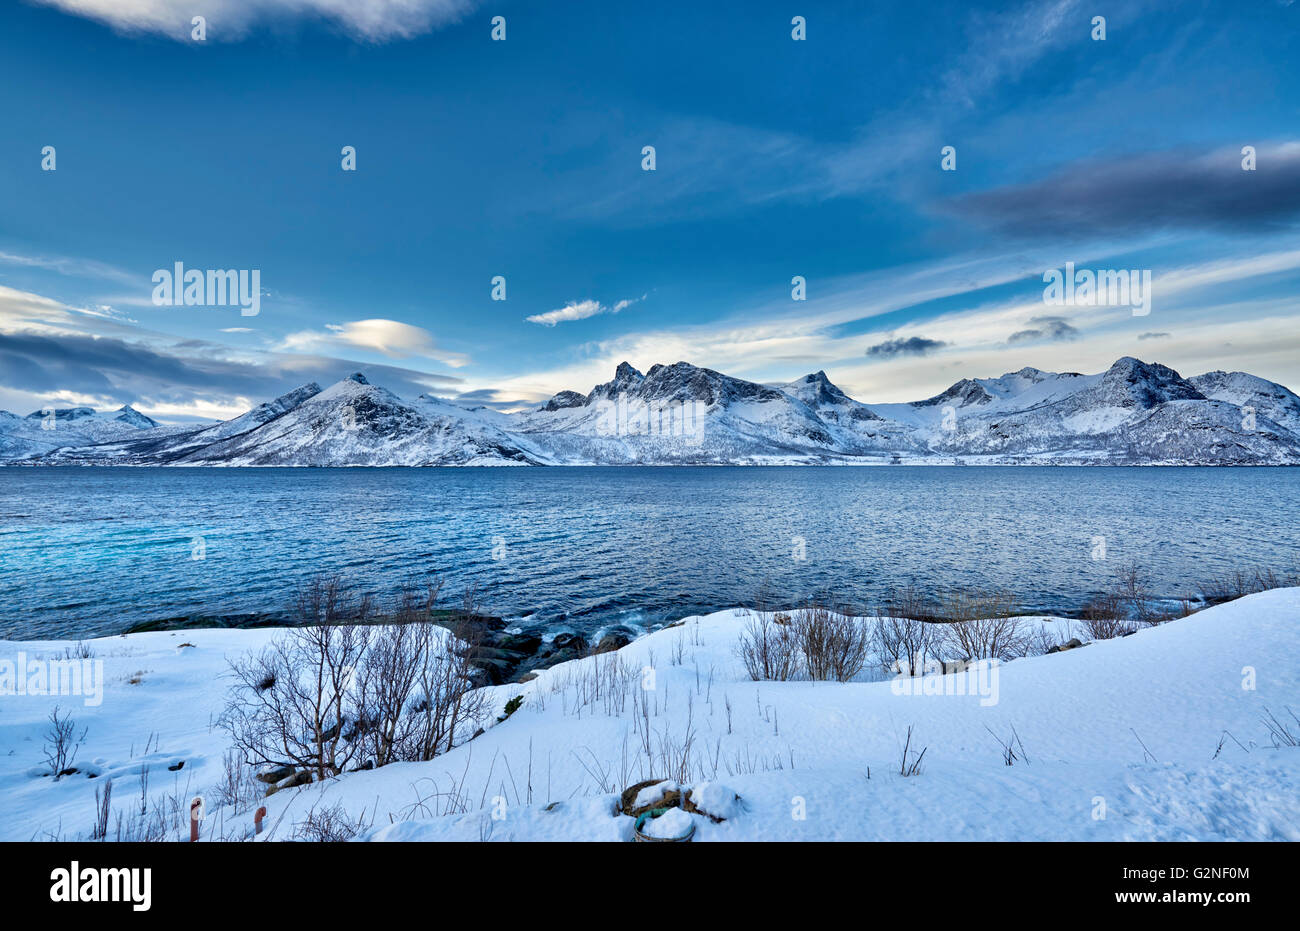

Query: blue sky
[1,0,1298,420]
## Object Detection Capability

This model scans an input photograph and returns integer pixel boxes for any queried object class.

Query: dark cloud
[0,332,268,398]
[0,331,462,417]
[445,387,542,411]
[1137,331,1171,340]
[866,336,948,359]
[944,144,1300,237]
[451,388,506,403]
[1007,316,1080,344]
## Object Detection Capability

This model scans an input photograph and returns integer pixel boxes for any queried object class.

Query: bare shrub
[290,801,372,842]
[985,724,1029,766]
[1024,622,1072,657]
[652,701,698,785]
[91,778,112,840]
[210,749,260,814]
[735,610,798,681]
[1079,560,1169,637]
[220,574,373,780]
[549,650,634,717]
[1262,707,1300,748]
[63,641,94,660]
[44,705,86,779]
[1114,561,1162,625]
[749,578,773,615]
[938,590,1028,662]
[109,777,197,842]
[136,763,150,817]
[875,587,939,676]
[1199,567,1299,606]
[398,585,490,762]
[1080,594,1137,640]
[382,625,487,764]
[898,725,926,776]
[353,580,442,767]
[222,575,488,777]
[793,602,872,681]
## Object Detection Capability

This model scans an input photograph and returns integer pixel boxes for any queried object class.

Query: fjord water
[1,466,1298,640]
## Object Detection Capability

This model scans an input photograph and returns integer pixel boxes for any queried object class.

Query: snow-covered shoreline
[3,590,1298,842]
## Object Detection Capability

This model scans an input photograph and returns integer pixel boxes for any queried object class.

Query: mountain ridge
[6,357,1300,467]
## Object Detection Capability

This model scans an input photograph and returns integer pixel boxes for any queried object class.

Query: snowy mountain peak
[113,405,159,429]
[914,378,994,409]
[1006,366,1048,383]
[21,405,158,429]
[787,370,845,402]
[25,406,96,422]
[785,369,837,397]
[586,359,788,406]
[1099,357,1204,408]
[541,390,587,412]
[638,361,785,405]
[782,371,883,421]
[317,373,392,403]
[588,361,646,402]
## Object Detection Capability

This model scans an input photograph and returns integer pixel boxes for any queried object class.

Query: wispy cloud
[526,295,645,327]
[32,0,477,41]
[934,0,1084,108]
[0,249,139,285]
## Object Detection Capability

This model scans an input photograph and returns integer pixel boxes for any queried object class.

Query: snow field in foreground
[1,589,1298,841]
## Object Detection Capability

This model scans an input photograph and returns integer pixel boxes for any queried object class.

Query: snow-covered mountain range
[5,357,1300,466]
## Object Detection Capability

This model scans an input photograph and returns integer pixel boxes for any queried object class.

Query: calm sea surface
[2,466,1298,640]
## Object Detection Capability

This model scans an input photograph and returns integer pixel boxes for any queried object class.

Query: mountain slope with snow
[1191,370,1300,437]
[871,357,1300,463]
[513,361,910,463]
[5,357,1299,466]
[0,404,188,461]
[170,374,548,467]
